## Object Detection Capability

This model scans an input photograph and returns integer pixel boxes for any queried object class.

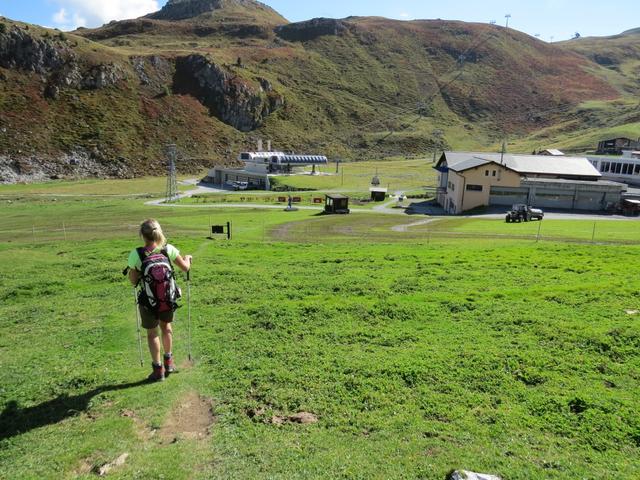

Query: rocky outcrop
[0,26,125,96]
[147,0,280,22]
[148,0,226,20]
[130,55,172,87]
[80,64,125,90]
[0,26,70,73]
[0,151,132,184]
[173,54,283,131]
[275,18,351,42]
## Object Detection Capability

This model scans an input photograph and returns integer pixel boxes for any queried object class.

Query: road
[149,181,640,222]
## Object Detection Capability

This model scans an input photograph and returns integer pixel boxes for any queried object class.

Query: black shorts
[139,306,175,329]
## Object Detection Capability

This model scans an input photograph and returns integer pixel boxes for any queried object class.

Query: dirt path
[158,392,215,444]
[391,218,441,232]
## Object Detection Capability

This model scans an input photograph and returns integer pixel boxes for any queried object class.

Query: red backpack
[137,247,181,313]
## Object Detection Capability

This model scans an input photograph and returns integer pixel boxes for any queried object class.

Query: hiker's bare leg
[147,328,161,364]
[160,321,173,356]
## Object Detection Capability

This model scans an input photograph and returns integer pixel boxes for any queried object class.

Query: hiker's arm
[175,255,192,273]
[128,269,140,286]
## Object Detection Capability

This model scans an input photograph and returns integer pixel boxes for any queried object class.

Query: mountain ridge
[0,3,638,182]
[146,0,287,24]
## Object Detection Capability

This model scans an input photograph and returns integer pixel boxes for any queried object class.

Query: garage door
[533,192,574,209]
[574,193,605,211]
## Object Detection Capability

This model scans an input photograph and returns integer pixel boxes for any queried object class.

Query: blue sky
[0,0,638,41]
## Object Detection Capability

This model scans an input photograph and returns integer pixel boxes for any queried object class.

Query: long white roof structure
[440,151,602,178]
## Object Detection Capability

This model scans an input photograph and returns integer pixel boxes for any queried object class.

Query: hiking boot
[147,363,165,382]
[164,354,176,376]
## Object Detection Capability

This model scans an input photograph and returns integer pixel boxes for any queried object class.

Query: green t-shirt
[127,244,180,271]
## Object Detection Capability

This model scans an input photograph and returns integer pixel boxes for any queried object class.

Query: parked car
[227,181,249,191]
[506,204,544,222]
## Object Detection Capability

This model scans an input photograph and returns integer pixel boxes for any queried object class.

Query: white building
[588,150,640,186]
[205,151,329,190]
[436,151,626,214]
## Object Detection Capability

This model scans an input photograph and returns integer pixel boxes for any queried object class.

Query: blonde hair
[140,219,166,247]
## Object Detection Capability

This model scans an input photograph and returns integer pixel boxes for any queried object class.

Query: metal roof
[281,155,328,165]
[446,157,493,172]
[522,178,625,187]
[542,149,565,156]
[326,194,348,199]
[442,151,601,178]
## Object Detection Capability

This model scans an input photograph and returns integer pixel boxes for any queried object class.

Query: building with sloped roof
[435,151,626,214]
[538,149,565,156]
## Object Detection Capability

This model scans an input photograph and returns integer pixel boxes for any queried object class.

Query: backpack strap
[136,247,146,270]
[161,248,174,270]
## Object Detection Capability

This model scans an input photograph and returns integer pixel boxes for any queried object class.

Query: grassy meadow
[1,183,640,479]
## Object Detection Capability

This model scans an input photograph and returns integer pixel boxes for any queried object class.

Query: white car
[227,181,249,191]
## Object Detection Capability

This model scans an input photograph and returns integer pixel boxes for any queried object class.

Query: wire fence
[268,217,640,246]
[3,216,640,247]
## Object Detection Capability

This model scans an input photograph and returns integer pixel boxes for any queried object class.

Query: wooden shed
[324,194,350,214]
[370,187,388,202]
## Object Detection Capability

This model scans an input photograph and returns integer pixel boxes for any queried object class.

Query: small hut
[324,194,350,214]
[370,187,388,202]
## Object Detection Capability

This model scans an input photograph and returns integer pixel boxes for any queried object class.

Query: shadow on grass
[0,379,148,441]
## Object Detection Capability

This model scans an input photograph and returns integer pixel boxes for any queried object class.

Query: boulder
[447,471,502,480]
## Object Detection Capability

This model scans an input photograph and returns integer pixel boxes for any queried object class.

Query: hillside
[510,30,640,154]
[0,0,637,182]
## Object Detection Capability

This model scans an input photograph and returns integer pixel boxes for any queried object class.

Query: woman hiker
[127,219,192,382]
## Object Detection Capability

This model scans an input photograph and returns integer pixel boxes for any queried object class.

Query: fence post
[536,221,542,243]
[592,222,597,244]
[62,222,67,241]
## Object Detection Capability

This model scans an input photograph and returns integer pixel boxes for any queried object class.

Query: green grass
[0,176,192,196]
[269,159,438,192]
[269,213,640,245]
[1,193,640,479]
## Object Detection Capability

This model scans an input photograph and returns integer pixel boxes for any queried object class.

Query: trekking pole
[132,287,144,367]
[187,269,193,362]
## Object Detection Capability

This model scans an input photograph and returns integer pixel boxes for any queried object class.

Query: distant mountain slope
[146,0,286,24]
[560,29,640,93]
[0,0,637,182]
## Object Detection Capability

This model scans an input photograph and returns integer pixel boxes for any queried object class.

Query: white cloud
[398,12,411,20]
[51,0,160,30]
[52,8,87,31]
[53,8,67,25]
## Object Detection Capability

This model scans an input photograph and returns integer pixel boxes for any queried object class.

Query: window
[466,184,483,191]
[485,170,490,176]
[492,170,497,177]
[635,164,640,175]
[613,163,622,174]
